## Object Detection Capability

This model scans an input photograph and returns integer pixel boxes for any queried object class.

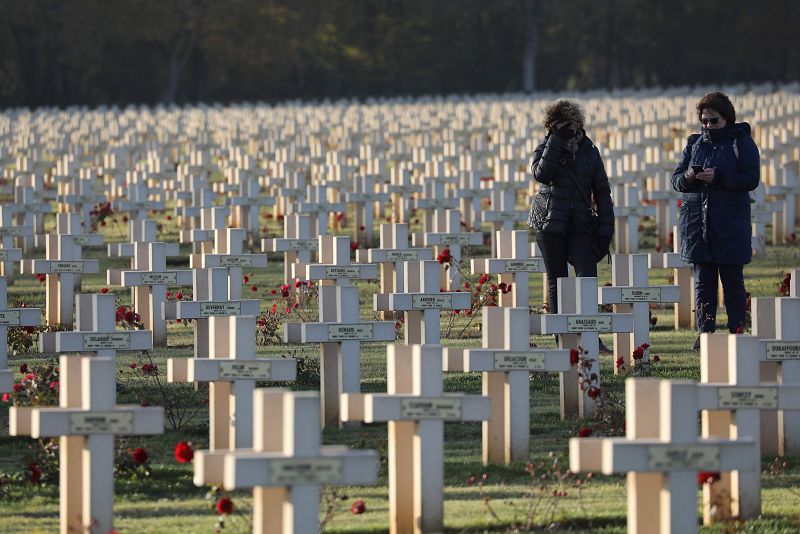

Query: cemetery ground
[0,218,799,533]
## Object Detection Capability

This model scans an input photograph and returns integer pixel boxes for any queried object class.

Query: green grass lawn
[0,214,799,533]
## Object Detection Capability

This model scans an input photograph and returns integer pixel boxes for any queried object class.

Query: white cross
[195,389,378,534]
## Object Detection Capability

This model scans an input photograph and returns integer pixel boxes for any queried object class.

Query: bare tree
[521,0,539,92]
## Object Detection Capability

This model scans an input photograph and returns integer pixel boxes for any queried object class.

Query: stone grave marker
[163,267,260,358]
[472,229,544,307]
[698,333,800,522]
[11,294,161,534]
[181,206,229,256]
[356,223,434,319]
[21,234,100,328]
[600,254,680,372]
[751,296,800,455]
[345,174,389,245]
[262,214,318,285]
[196,228,268,300]
[195,389,378,534]
[0,206,34,281]
[116,242,193,347]
[375,260,471,345]
[569,378,757,534]
[531,277,633,417]
[341,344,490,533]
[443,306,570,464]
[413,209,482,290]
[480,183,528,256]
[169,316,296,449]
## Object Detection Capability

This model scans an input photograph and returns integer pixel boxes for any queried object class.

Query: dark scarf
[705,123,733,144]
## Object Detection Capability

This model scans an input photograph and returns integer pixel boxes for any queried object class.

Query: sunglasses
[700,117,720,126]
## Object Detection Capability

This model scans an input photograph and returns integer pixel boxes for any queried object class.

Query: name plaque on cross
[218,361,273,380]
[325,266,361,278]
[83,333,131,350]
[400,398,463,420]
[327,324,374,341]
[0,310,21,325]
[766,341,800,360]
[567,316,612,332]
[440,235,473,246]
[505,259,544,272]
[141,272,178,285]
[269,458,343,484]
[493,351,547,371]
[411,294,453,309]
[490,212,525,222]
[646,445,721,470]
[386,250,420,261]
[51,261,84,273]
[220,256,254,267]
[620,288,662,302]
[288,239,318,251]
[69,412,135,434]
[200,302,242,317]
[717,387,779,408]
[73,236,94,246]
[0,227,28,237]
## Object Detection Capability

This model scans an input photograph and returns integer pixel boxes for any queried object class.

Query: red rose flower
[250,285,258,292]
[27,462,42,484]
[578,427,593,438]
[100,287,109,294]
[130,447,148,465]
[13,383,23,392]
[587,387,601,400]
[175,292,183,301]
[632,347,644,360]
[174,441,194,463]
[697,471,719,485]
[570,348,580,367]
[19,363,28,374]
[350,499,366,515]
[216,497,234,515]
[243,275,250,284]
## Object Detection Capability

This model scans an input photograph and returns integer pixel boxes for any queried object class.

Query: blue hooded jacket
[671,122,760,264]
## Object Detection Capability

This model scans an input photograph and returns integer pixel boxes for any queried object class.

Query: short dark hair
[543,99,585,132]
[696,92,736,124]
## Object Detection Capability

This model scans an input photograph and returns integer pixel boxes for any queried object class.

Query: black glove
[552,123,576,140]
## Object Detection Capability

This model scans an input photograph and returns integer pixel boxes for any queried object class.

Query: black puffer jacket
[528,133,614,237]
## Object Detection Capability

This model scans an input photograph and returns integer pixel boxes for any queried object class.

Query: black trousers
[693,262,747,333]
[536,230,597,314]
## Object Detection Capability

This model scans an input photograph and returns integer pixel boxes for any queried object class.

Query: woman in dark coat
[671,91,760,347]
[528,99,615,314]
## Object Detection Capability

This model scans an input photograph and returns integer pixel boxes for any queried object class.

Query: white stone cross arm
[443,346,571,374]
[341,393,490,424]
[21,259,100,276]
[262,238,319,253]
[531,312,633,335]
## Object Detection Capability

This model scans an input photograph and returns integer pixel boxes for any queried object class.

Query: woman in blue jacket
[671,92,760,349]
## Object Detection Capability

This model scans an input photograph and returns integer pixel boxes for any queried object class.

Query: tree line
[0,0,797,108]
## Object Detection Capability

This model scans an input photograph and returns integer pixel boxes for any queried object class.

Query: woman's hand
[695,168,715,183]
[551,121,576,140]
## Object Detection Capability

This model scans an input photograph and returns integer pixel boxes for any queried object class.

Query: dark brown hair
[543,99,585,132]
[696,92,736,124]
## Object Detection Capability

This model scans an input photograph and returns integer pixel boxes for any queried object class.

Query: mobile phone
[691,165,704,173]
